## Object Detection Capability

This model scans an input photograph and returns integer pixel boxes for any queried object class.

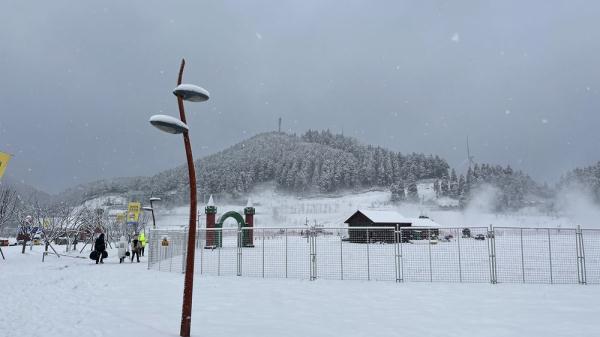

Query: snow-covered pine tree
[406,174,418,201]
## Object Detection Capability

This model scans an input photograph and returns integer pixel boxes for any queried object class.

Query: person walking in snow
[138,231,146,257]
[130,234,142,263]
[94,233,107,264]
[116,236,127,263]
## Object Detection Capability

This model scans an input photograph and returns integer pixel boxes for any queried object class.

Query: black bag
[102,251,108,259]
[125,251,130,257]
[89,250,99,260]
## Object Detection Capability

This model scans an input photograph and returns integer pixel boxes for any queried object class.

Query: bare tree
[74,206,110,253]
[0,186,18,259]
[16,196,43,254]
[31,202,82,259]
[0,186,18,232]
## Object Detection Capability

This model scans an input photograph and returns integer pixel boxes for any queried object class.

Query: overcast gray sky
[1,0,599,193]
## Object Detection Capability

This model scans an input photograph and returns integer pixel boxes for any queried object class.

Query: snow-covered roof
[207,195,215,207]
[347,209,410,224]
[407,217,440,227]
[345,210,440,227]
[246,198,253,208]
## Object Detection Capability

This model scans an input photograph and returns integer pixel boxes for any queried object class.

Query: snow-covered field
[2,245,600,337]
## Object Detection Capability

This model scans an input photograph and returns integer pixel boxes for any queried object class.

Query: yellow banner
[127,202,141,223]
[0,151,11,179]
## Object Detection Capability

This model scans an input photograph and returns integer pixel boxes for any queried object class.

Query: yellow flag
[0,151,11,179]
[127,202,141,223]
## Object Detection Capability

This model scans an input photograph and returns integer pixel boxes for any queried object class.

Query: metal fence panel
[259,228,288,278]
[548,228,578,284]
[314,230,343,280]
[341,228,370,280]
[285,229,311,280]
[583,229,600,284]
[401,228,433,282]
[367,228,396,281]
[148,226,591,285]
[495,227,526,283]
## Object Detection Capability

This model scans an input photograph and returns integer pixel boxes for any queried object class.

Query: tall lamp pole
[147,197,161,229]
[148,59,209,337]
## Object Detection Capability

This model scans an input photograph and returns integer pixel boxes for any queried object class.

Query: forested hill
[149,131,450,202]
[56,131,449,205]
[54,130,546,209]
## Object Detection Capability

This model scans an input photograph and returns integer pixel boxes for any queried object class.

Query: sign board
[127,202,141,224]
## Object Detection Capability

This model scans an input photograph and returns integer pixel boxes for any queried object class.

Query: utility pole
[278,117,282,133]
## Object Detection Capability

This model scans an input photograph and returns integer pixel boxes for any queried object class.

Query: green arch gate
[214,211,253,248]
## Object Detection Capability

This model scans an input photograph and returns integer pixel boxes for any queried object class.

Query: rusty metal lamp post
[149,59,209,337]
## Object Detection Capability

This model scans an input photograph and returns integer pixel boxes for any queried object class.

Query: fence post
[394,226,399,283]
[576,226,587,285]
[147,230,152,270]
[217,238,221,276]
[309,229,317,281]
[182,229,188,274]
[237,228,242,276]
[547,228,553,284]
[457,229,462,283]
[199,231,203,275]
[285,229,288,279]
[262,229,265,278]
[520,227,525,283]
[340,231,344,280]
[366,227,370,281]
[399,228,404,282]
[428,228,432,282]
[487,226,497,284]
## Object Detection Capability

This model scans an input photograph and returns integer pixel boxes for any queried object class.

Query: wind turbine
[466,136,476,169]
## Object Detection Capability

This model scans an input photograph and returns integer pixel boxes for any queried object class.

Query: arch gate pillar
[244,199,255,248]
[205,195,217,247]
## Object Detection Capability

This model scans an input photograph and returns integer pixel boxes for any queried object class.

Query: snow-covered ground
[2,245,600,337]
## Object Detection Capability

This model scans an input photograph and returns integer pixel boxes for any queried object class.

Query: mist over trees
[432,163,546,210]
[558,162,600,203]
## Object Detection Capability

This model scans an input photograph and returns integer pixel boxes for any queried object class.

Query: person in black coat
[130,235,141,263]
[94,233,107,264]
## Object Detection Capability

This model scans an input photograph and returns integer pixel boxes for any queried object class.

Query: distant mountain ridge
[0,176,52,205]
[45,130,547,210]
[52,131,449,205]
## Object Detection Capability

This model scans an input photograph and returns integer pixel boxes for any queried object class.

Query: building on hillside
[343,210,439,243]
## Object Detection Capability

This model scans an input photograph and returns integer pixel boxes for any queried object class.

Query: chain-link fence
[148,226,597,284]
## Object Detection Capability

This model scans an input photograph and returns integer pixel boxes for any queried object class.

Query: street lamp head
[149,115,189,134]
[173,84,210,102]
[149,197,162,202]
[142,206,153,211]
